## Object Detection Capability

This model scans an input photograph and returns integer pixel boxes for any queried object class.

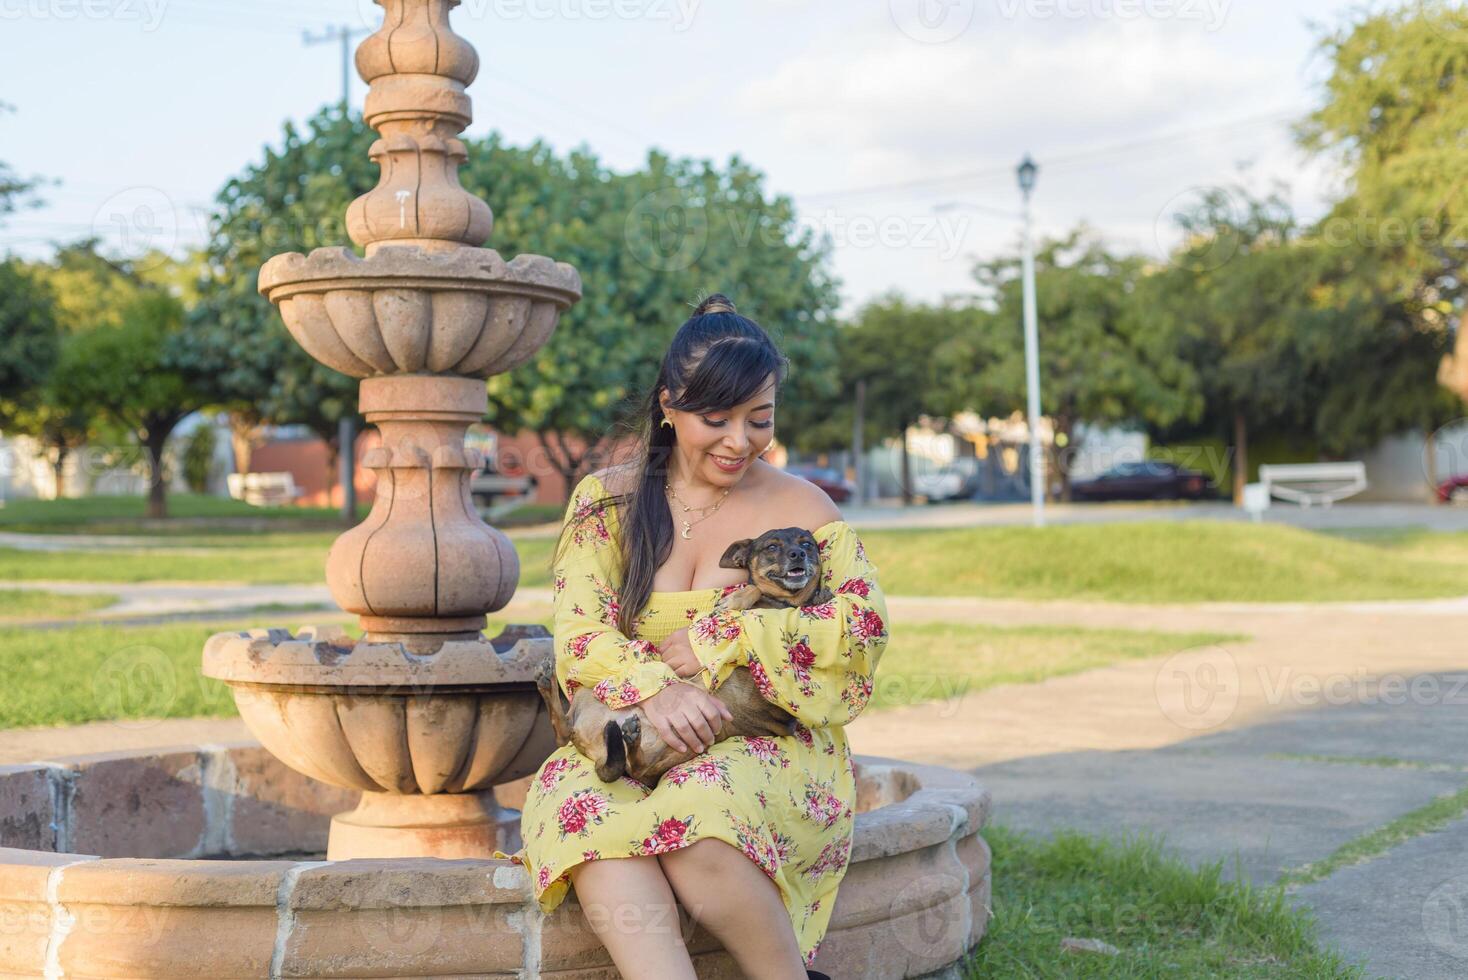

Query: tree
[824,294,992,504]
[1300,2,1468,403]
[0,102,48,223]
[1149,185,1456,500]
[471,142,841,498]
[0,259,60,401]
[185,107,842,504]
[67,291,209,517]
[179,107,374,487]
[973,228,1200,500]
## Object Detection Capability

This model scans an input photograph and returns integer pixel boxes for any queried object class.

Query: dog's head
[718,527,822,602]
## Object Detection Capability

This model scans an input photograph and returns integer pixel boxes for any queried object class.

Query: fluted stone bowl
[200,624,556,795]
[258,244,582,379]
[0,746,990,978]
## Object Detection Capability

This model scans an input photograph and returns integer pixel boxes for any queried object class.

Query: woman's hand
[658,627,703,679]
[639,681,733,754]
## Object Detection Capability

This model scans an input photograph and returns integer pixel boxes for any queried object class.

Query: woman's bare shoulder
[761,463,843,530]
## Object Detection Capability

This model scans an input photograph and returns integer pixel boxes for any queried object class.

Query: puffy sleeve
[552,473,682,710]
[685,521,889,728]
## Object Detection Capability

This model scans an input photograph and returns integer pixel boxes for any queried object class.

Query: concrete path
[2,586,1465,975]
[843,598,1468,979]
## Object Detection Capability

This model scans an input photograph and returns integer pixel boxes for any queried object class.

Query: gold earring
[661,418,673,428]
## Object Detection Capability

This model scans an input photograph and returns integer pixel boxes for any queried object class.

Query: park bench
[1257,461,1368,508]
[226,471,303,507]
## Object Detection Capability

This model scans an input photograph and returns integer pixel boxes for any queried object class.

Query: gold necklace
[665,480,731,539]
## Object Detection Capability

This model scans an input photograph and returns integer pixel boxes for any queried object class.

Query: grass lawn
[0,615,1213,729]
[0,588,116,621]
[2,513,1466,603]
[0,494,366,533]
[965,824,1360,977]
[864,521,1468,603]
[0,493,563,535]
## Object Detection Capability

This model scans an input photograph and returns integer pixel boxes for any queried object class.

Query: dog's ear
[718,538,753,569]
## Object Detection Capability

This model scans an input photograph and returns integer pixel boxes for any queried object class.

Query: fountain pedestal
[203,0,580,860]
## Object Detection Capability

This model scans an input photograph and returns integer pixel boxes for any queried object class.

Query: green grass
[965,824,1362,978]
[0,493,562,535]
[0,533,558,586]
[864,521,1468,603]
[0,616,530,728]
[0,613,1205,729]
[3,513,1467,603]
[0,588,116,621]
[0,493,369,533]
[1323,527,1468,566]
[0,545,333,584]
[871,622,1237,712]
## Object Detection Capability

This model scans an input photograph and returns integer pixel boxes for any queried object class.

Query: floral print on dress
[509,471,889,968]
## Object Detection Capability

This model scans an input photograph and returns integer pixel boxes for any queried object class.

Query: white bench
[227,472,303,507]
[1258,462,1367,508]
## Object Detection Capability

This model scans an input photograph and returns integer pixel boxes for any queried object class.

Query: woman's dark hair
[551,292,790,635]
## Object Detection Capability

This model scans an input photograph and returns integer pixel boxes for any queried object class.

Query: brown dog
[536,527,834,787]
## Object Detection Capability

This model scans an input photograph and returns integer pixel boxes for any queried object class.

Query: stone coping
[201,624,551,688]
[0,742,991,978]
[259,245,582,306]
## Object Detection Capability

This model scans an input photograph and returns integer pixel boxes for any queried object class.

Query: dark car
[1070,461,1214,501]
[786,465,856,503]
[1438,475,1468,504]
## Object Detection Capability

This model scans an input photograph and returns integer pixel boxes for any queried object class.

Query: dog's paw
[620,713,641,745]
[533,657,556,691]
[718,583,763,612]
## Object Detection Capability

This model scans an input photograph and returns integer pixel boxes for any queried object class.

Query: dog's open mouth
[777,567,810,587]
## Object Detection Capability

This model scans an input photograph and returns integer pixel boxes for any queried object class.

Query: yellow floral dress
[503,471,890,966]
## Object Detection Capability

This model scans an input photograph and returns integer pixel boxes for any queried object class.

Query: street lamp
[1017,154,1045,527]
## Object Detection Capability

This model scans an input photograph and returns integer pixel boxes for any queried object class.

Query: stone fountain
[202,0,580,861]
[0,3,995,974]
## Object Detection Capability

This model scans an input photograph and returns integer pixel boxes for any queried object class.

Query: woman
[508,294,889,979]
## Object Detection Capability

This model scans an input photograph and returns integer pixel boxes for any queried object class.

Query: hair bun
[693,293,737,317]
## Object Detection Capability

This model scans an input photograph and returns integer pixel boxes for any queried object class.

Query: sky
[1,0,1367,316]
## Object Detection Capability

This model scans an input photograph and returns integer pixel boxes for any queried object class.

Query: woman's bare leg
[659,838,807,979]
[568,855,696,979]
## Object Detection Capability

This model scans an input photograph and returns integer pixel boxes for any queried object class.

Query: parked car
[786,465,856,503]
[1070,461,1214,501]
[1438,475,1468,504]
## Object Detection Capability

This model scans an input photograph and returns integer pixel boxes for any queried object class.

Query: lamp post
[1017,154,1045,527]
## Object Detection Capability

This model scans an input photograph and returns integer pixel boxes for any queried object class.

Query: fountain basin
[258,244,581,380]
[0,743,990,978]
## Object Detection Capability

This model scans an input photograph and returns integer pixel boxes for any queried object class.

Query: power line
[791,108,1301,205]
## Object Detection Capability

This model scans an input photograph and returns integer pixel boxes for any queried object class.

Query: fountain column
[203,0,579,860]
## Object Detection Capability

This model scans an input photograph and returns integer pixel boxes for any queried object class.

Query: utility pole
[305,24,370,523]
[304,25,369,110]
